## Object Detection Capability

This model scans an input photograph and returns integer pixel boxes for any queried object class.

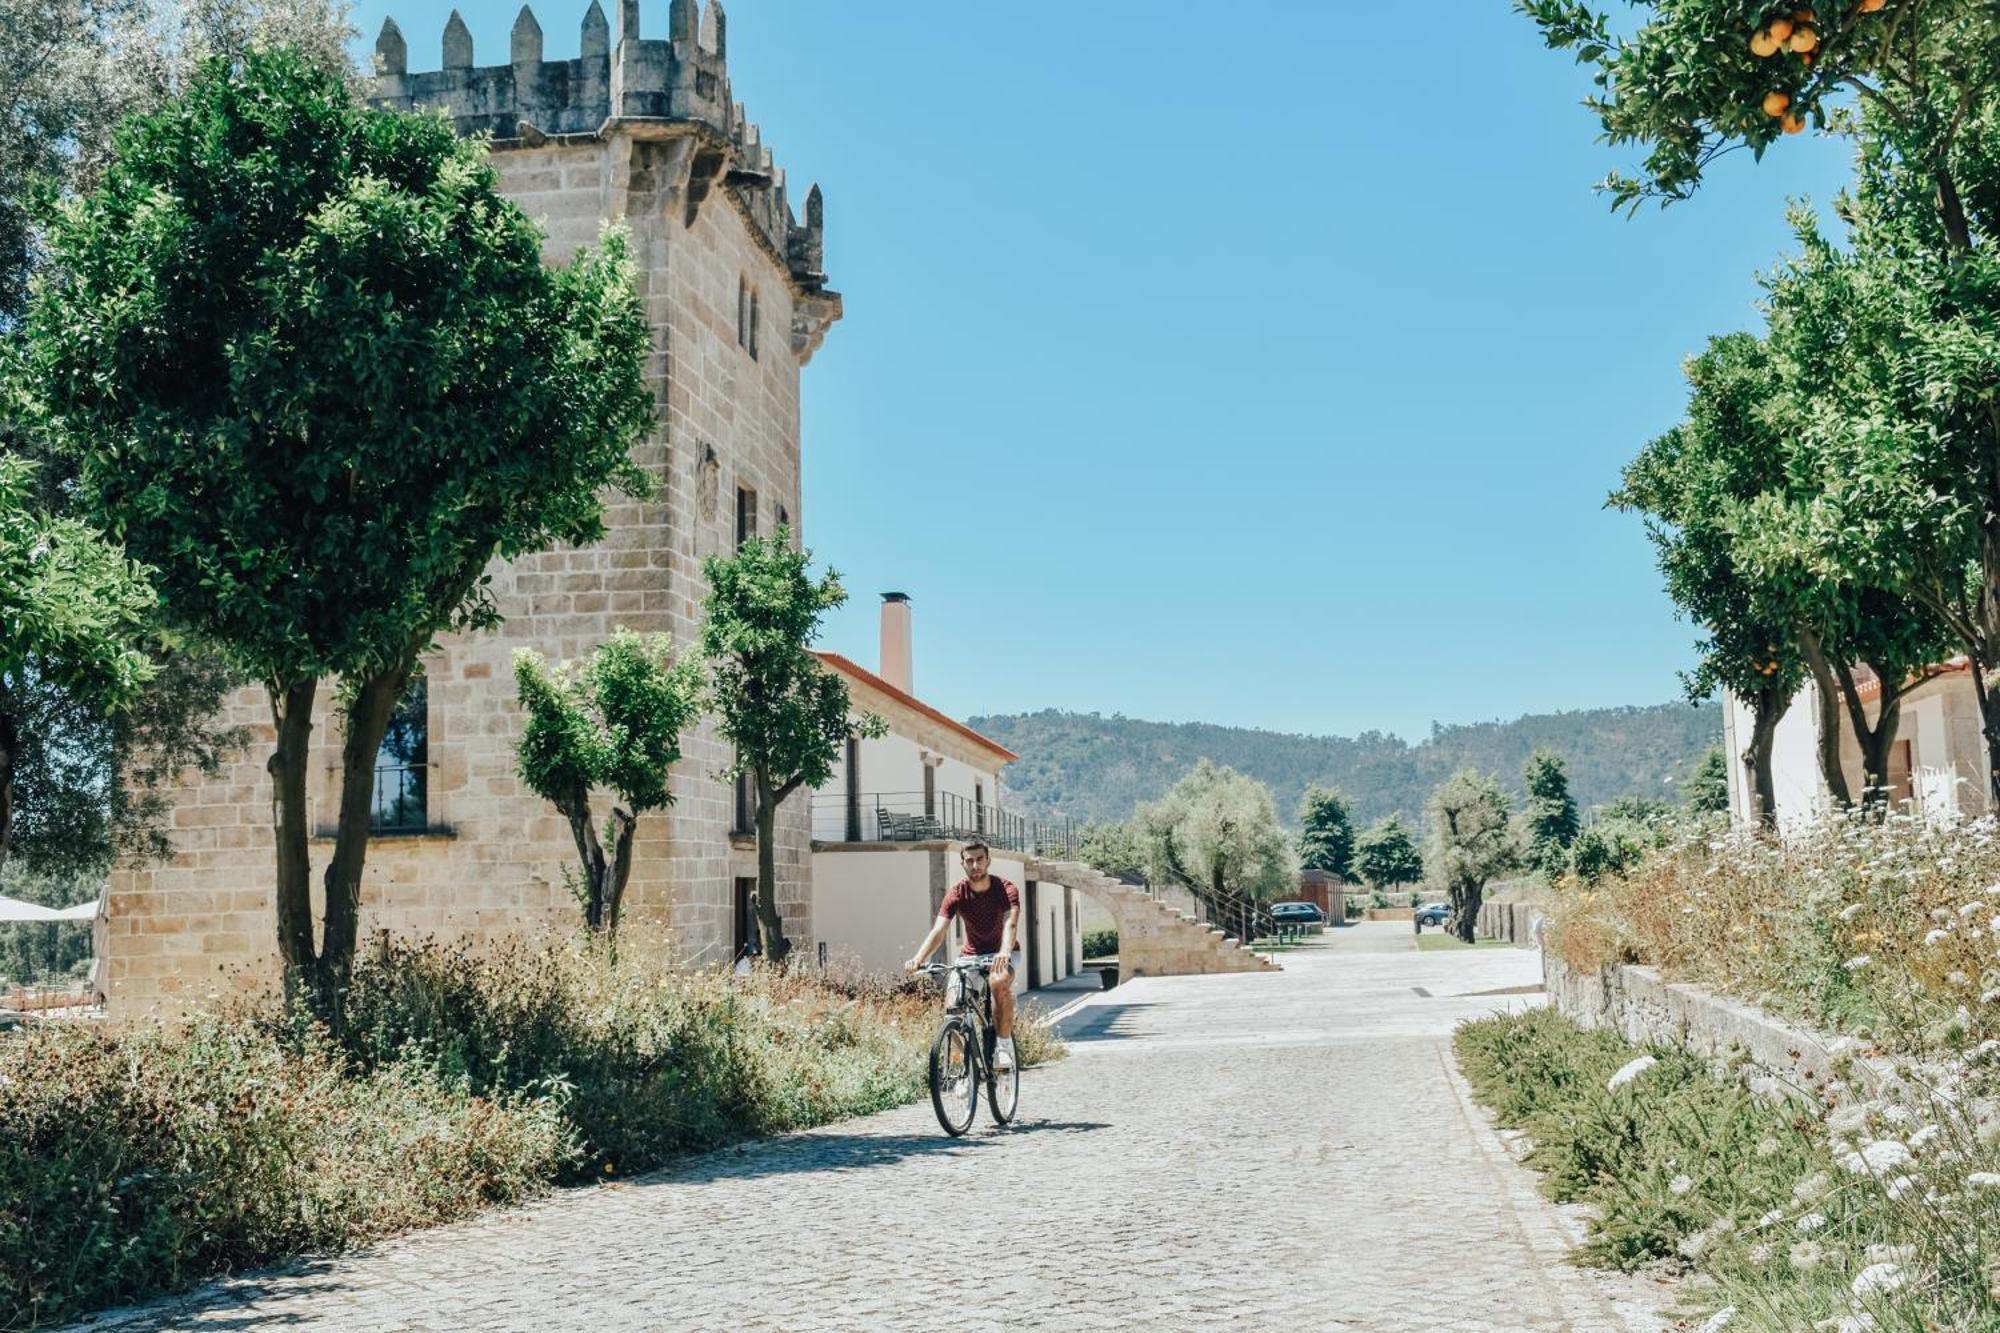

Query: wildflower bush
[1,935,1065,1329]
[1547,811,2000,1059]
[1458,1008,2000,1331]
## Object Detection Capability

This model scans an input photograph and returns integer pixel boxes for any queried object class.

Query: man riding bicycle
[905,840,1021,1072]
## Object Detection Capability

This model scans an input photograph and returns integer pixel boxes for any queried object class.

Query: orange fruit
[1858,0,1885,10]
[1752,27,1782,55]
[1793,7,1816,20]
[1790,24,1819,51]
[1782,110,1806,133]
[1763,90,1791,116]
[1769,16,1795,40]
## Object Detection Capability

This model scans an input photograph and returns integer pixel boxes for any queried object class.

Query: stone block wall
[104,0,840,1015]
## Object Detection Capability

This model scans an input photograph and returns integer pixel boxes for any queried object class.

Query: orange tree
[1525,0,2000,800]
[16,50,652,1005]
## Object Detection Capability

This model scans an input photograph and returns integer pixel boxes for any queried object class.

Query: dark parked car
[1413,903,1450,928]
[1269,901,1325,925]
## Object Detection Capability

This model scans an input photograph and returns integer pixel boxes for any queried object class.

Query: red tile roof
[812,651,1019,763]
[1853,656,1971,703]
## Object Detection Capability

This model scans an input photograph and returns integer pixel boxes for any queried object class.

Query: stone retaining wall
[1477,901,1546,946]
[1543,952,1899,1106]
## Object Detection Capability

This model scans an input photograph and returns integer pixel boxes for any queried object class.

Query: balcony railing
[811,790,1077,859]
[370,763,429,834]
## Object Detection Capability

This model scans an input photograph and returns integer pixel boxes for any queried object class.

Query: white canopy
[0,894,98,923]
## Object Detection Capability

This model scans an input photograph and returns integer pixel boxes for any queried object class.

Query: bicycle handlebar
[916,953,1002,975]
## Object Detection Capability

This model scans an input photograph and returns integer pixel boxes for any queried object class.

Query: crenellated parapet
[369,1,830,295]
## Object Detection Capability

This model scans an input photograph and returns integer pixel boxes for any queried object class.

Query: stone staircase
[1026,857,1280,984]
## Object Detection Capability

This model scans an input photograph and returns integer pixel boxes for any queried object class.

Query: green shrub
[0,1016,570,1329]
[1081,927,1118,959]
[323,936,933,1178]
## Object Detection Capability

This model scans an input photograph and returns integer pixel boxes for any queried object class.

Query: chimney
[880,592,912,694]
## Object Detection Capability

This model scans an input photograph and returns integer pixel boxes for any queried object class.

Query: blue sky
[349,2,1851,741]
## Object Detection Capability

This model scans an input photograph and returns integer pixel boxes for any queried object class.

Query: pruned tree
[1519,749,1580,879]
[1138,760,1294,908]
[16,49,654,1003]
[701,530,882,966]
[0,456,156,881]
[1354,815,1423,892]
[1425,770,1517,943]
[515,632,701,934]
[1295,785,1355,879]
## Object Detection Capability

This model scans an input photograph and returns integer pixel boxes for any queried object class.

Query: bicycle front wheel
[929,1018,979,1137]
[987,1054,1019,1125]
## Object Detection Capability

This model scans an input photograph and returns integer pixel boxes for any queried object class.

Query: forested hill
[967,702,1724,828]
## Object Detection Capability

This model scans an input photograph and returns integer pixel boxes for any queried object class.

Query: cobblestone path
[80,924,1679,1332]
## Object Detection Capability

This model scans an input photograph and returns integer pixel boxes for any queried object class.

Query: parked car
[1269,901,1325,925]
[1413,902,1449,928]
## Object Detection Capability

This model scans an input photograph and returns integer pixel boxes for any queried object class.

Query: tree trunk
[1447,880,1479,944]
[603,807,637,932]
[268,678,320,992]
[1831,658,1905,810]
[1798,630,1852,808]
[1742,695,1782,831]
[318,665,411,999]
[0,702,16,885]
[551,781,611,930]
[1969,648,2000,813]
[753,775,790,965]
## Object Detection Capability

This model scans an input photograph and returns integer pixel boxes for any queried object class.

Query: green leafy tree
[1353,815,1423,892]
[1613,334,1807,827]
[514,632,701,934]
[1519,749,1580,878]
[1684,744,1730,814]
[0,456,156,881]
[1524,0,2000,804]
[1077,820,1147,881]
[1138,759,1294,907]
[1295,785,1355,878]
[1425,770,1518,943]
[16,49,654,1001]
[701,530,883,966]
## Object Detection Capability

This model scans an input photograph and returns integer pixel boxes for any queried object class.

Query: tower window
[736,485,758,548]
[371,678,429,833]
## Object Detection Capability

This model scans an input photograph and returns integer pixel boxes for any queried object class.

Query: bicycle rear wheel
[929,1018,979,1136]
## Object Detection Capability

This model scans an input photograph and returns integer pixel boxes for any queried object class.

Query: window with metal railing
[370,678,429,834]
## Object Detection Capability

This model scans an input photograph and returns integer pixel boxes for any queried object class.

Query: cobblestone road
[79,924,1680,1332]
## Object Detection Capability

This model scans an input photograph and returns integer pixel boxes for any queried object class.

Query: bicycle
[917,954,1019,1136]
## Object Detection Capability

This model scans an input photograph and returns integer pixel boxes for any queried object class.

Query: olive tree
[17,50,653,1002]
[1139,760,1294,907]
[1425,770,1518,943]
[515,632,702,934]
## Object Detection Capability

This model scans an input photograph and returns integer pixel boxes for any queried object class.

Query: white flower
[1840,903,1865,922]
[1864,1244,1916,1265]
[1983,988,2000,1004]
[1887,1174,1917,1200]
[1790,1239,1827,1271]
[1793,1171,1832,1203]
[1936,907,1957,922]
[1606,1055,1657,1091]
[1986,883,2000,896]
[1925,928,1953,946]
[1698,1307,1736,1332]
[1851,1262,1906,1298]
[1796,1212,1828,1232]
[1668,1173,1693,1196]
[1839,1140,1913,1176]
[1828,1105,1871,1136]
[1754,1209,1786,1229]
[1967,1171,2000,1188]
[1963,902,1985,918]
[1909,1124,1942,1152]
[1843,955,1873,971]
[1880,1104,1913,1125]
[1755,1136,1782,1159]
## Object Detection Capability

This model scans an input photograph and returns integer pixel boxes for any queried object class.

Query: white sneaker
[994,1037,1015,1072]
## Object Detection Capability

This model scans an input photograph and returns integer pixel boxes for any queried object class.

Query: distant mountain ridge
[967,702,1723,828]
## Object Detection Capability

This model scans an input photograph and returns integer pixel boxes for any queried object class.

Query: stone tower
[103,1,840,1014]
